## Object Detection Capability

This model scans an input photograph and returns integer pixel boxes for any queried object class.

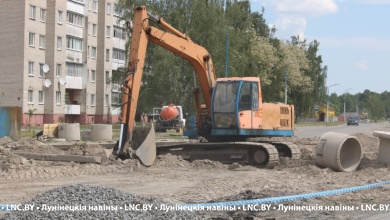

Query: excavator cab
[210,78,261,139]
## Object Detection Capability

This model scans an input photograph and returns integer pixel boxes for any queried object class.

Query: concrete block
[373,131,390,164]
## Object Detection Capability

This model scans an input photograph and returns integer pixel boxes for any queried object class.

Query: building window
[90,94,96,106]
[112,83,120,92]
[38,91,44,104]
[56,91,61,105]
[39,35,45,49]
[39,63,44,77]
[57,37,62,50]
[92,24,97,36]
[29,5,36,20]
[113,26,125,40]
[113,48,125,61]
[66,63,82,77]
[56,64,62,76]
[91,47,97,58]
[29,32,35,47]
[91,70,96,82]
[105,94,109,106]
[105,71,110,83]
[40,9,46,22]
[58,10,63,24]
[93,0,98,13]
[28,62,34,76]
[114,3,122,17]
[106,49,109,61]
[28,90,34,103]
[107,3,111,15]
[106,26,110,38]
[66,36,83,51]
[67,11,83,26]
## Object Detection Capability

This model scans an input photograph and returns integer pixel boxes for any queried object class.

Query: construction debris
[1,184,202,219]
[13,153,102,164]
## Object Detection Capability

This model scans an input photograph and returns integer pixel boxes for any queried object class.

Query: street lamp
[284,62,301,104]
[326,83,339,123]
[343,88,352,123]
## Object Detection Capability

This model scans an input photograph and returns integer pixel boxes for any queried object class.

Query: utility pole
[326,83,339,123]
[343,88,352,123]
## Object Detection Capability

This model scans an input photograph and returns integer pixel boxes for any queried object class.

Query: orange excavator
[112,6,300,167]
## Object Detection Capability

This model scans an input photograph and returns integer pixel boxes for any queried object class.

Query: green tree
[358,90,385,120]
[286,37,327,120]
[25,108,37,131]
[339,92,356,115]
[303,40,327,114]
[329,92,341,116]
[381,91,390,118]
[115,0,329,122]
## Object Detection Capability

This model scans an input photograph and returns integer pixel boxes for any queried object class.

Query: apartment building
[0,0,127,125]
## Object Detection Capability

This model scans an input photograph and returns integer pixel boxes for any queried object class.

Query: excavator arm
[114,6,216,165]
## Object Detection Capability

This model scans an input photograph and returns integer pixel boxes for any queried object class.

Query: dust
[67,142,108,163]
[0,136,13,146]
[191,159,228,170]
[0,146,30,172]
[0,132,383,182]
[154,154,229,170]
[154,154,190,168]
[1,130,390,220]
[13,145,65,155]
[0,137,42,149]
[0,138,143,182]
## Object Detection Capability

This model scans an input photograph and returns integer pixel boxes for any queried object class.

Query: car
[347,115,359,126]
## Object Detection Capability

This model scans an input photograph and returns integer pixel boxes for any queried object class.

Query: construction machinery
[152,104,185,132]
[112,6,300,167]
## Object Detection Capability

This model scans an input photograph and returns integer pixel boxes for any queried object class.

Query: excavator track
[253,142,279,167]
[156,141,299,167]
[272,142,301,160]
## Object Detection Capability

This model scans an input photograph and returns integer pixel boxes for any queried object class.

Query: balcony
[67,1,84,15]
[64,104,80,115]
[66,50,83,64]
[65,76,82,89]
[113,38,126,50]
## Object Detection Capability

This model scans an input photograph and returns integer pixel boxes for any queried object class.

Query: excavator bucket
[131,126,156,166]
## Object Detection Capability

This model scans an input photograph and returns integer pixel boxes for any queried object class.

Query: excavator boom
[113,6,216,165]
[114,5,299,167]
[113,6,155,165]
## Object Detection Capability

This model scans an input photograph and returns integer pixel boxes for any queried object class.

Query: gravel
[1,184,202,220]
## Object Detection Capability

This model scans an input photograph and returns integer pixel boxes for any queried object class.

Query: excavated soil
[1,124,390,219]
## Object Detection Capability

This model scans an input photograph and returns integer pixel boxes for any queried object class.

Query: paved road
[294,122,390,138]
[295,122,390,220]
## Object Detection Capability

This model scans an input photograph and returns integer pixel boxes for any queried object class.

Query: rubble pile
[1,184,202,220]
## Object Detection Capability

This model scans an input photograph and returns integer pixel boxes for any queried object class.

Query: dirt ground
[1,125,390,219]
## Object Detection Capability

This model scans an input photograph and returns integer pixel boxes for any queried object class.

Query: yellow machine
[112,6,300,167]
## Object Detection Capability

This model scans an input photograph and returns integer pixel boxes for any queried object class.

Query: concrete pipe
[373,131,390,164]
[58,123,81,141]
[90,124,112,141]
[315,132,362,172]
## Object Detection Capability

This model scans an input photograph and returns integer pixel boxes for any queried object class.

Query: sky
[250,0,390,96]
